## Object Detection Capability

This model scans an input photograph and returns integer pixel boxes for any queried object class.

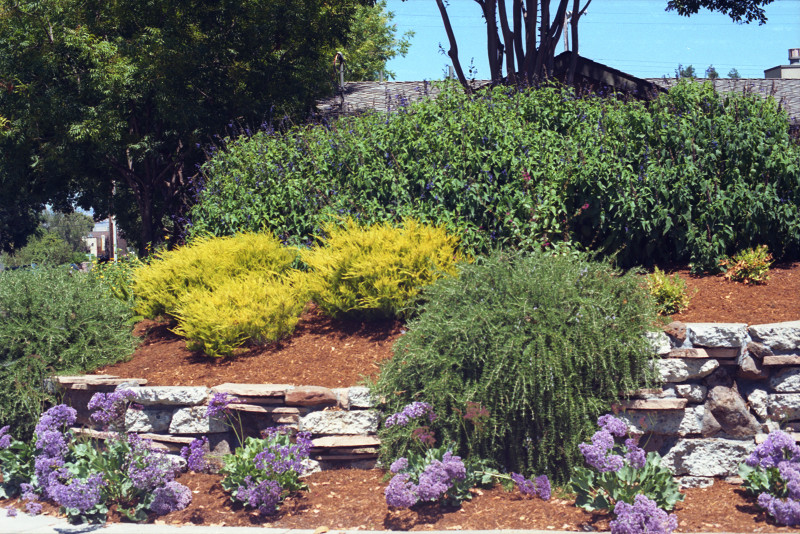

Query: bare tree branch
[435,0,472,92]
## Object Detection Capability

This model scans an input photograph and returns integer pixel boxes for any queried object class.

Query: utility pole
[563,11,572,52]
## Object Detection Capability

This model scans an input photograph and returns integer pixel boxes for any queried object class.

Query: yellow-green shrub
[720,245,773,285]
[133,233,297,318]
[300,218,465,319]
[646,267,691,316]
[173,272,308,358]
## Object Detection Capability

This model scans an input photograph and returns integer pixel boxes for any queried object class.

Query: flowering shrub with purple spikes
[570,414,683,513]
[181,437,210,473]
[740,429,800,526]
[220,426,312,515]
[609,494,678,534]
[87,389,138,429]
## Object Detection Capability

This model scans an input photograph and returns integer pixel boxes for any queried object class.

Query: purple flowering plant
[220,426,312,515]
[739,429,800,526]
[0,425,36,499]
[570,414,683,513]
[609,494,678,534]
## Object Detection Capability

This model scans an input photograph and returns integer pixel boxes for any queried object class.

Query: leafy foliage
[342,1,413,81]
[0,268,137,437]
[646,268,691,315]
[173,272,307,358]
[1,233,85,267]
[133,233,297,319]
[191,81,800,272]
[372,251,659,483]
[720,245,773,284]
[300,218,464,319]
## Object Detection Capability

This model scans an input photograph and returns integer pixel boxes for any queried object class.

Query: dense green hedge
[189,80,800,271]
[0,267,137,437]
[372,251,660,483]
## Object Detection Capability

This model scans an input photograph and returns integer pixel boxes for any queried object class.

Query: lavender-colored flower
[150,482,192,515]
[780,461,800,500]
[126,435,178,491]
[385,402,436,427]
[24,501,42,516]
[87,389,137,427]
[416,451,466,502]
[579,429,623,473]
[206,392,238,419]
[746,430,800,468]
[181,437,209,472]
[610,494,678,534]
[0,425,11,449]
[6,507,17,517]
[35,430,68,459]
[624,438,647,469]
[534,475,551,501]
[235,477,282,515]
[598,414,628,438]
[35,405,76,437]
[21,486,41,516]
[757,492,800,526]
[390,457,409,474]
[50,473,106,513]
[511,472,537,496]
[385,473,418,508]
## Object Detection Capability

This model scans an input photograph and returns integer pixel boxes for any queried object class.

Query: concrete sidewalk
[0,511,770,534]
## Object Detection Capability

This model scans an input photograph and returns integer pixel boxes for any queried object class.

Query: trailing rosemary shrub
[373,251,659,483]
[300,218,464,319]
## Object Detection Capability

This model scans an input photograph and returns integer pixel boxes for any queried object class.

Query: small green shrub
[646,268,691,315]
[88,255,144,306]
[133,232,296,319]
[720,245,773,285]
[300,218,464,319]
[173,272,308,358]
[372,250,660,483]
[0,267,137,438]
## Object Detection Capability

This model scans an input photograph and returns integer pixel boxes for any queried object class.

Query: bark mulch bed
[81,263,800,531]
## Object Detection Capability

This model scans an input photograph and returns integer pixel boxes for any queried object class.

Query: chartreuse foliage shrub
[372,251,659,483]
[190,80,800,272]
[173,272,308,358]
[300,218,464,319]
[720,245,773,285]
[0,267,137,438]
[133,233,297,319]
[646,268,691,316]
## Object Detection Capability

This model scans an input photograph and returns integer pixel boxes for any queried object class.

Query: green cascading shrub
[0,267,137,438]
[300,218,464,319]
[189,81,800,272]
[133,232,297,319]
[371,250,660,483]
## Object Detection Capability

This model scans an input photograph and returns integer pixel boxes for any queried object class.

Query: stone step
[706,347,739,359]
[763,356,800,366]
[311,435,381,449]
[227,404,300,414]
[211,383,291,397]
[667,348,710,359]
[616,398,688,411]
[56,376,147,389]
[624,388,664,399]
[312,453,379,461]
[57,375,119,383]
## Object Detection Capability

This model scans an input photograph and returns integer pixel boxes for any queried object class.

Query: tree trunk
[435,0,472,92]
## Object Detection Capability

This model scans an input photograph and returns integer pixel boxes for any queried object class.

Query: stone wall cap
[311,436,381,448]
[616,398,688,410]
[211,384,293,397]
[750,320,800,329]
[228,404,300,414]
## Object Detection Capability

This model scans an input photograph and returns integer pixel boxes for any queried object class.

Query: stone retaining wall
[56,319,800,482]
[54,377,380,471]
[623,320,800,487]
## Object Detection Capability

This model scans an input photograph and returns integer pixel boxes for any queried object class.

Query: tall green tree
[0,0,369,255]
[421,0,774,90]
[341,0,413,81]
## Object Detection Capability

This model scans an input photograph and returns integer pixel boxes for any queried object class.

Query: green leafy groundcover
[372,251,660,483]
[0,267,138,438]
[190,80,800,272]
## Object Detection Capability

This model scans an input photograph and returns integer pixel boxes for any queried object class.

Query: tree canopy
[422,0,774,90]
[0,0,377,254]
[342,0,413,81]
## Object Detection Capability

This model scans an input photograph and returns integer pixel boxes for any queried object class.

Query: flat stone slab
[770,368,800,392]
[285,386,338,407]
[768,394,800,420]
[311,435,381,448]
[56,375,119,383]
[674,384,708,404]
[705,347,740,359]
[348,387,375,408]
[667,348,710,359]
[764,356,800,366]
[299,410,379,435]
[661,437,755,477]
[211,383,292,397]
[617,398,688,410]
[687,323,748,348]
[617,405,714,436]
[645,331,672,355]
[170,406,228,434]
[57,377,147,389]
[749,321,800,351]
[656,358,719,383]
[228,404,300,414]
[138,433,196,444]
[125,407,173,432]
[130,386,209,406]
[311,453,379,461]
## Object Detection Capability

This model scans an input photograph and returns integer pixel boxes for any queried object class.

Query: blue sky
[385,0,800,81]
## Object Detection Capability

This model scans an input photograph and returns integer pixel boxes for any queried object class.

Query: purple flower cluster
[610,494,678,534]
[0,425,11,449]
[181,437,209,472]
[385,402,436,427]
[150,481,193,516]
[21,484,41,516]
[125,434,178,491]
[49,473,106,513]
[384,451,466,508]
[235,477,282,515]
[254,429,312,476]
[206,392,239,419]
[758,492,800,526]
[746,430,800,468]
[6,506,17,517]
[510,473,551,500]
[579,415,645,473]
[33,405,77,501]
[87,389,138,428]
